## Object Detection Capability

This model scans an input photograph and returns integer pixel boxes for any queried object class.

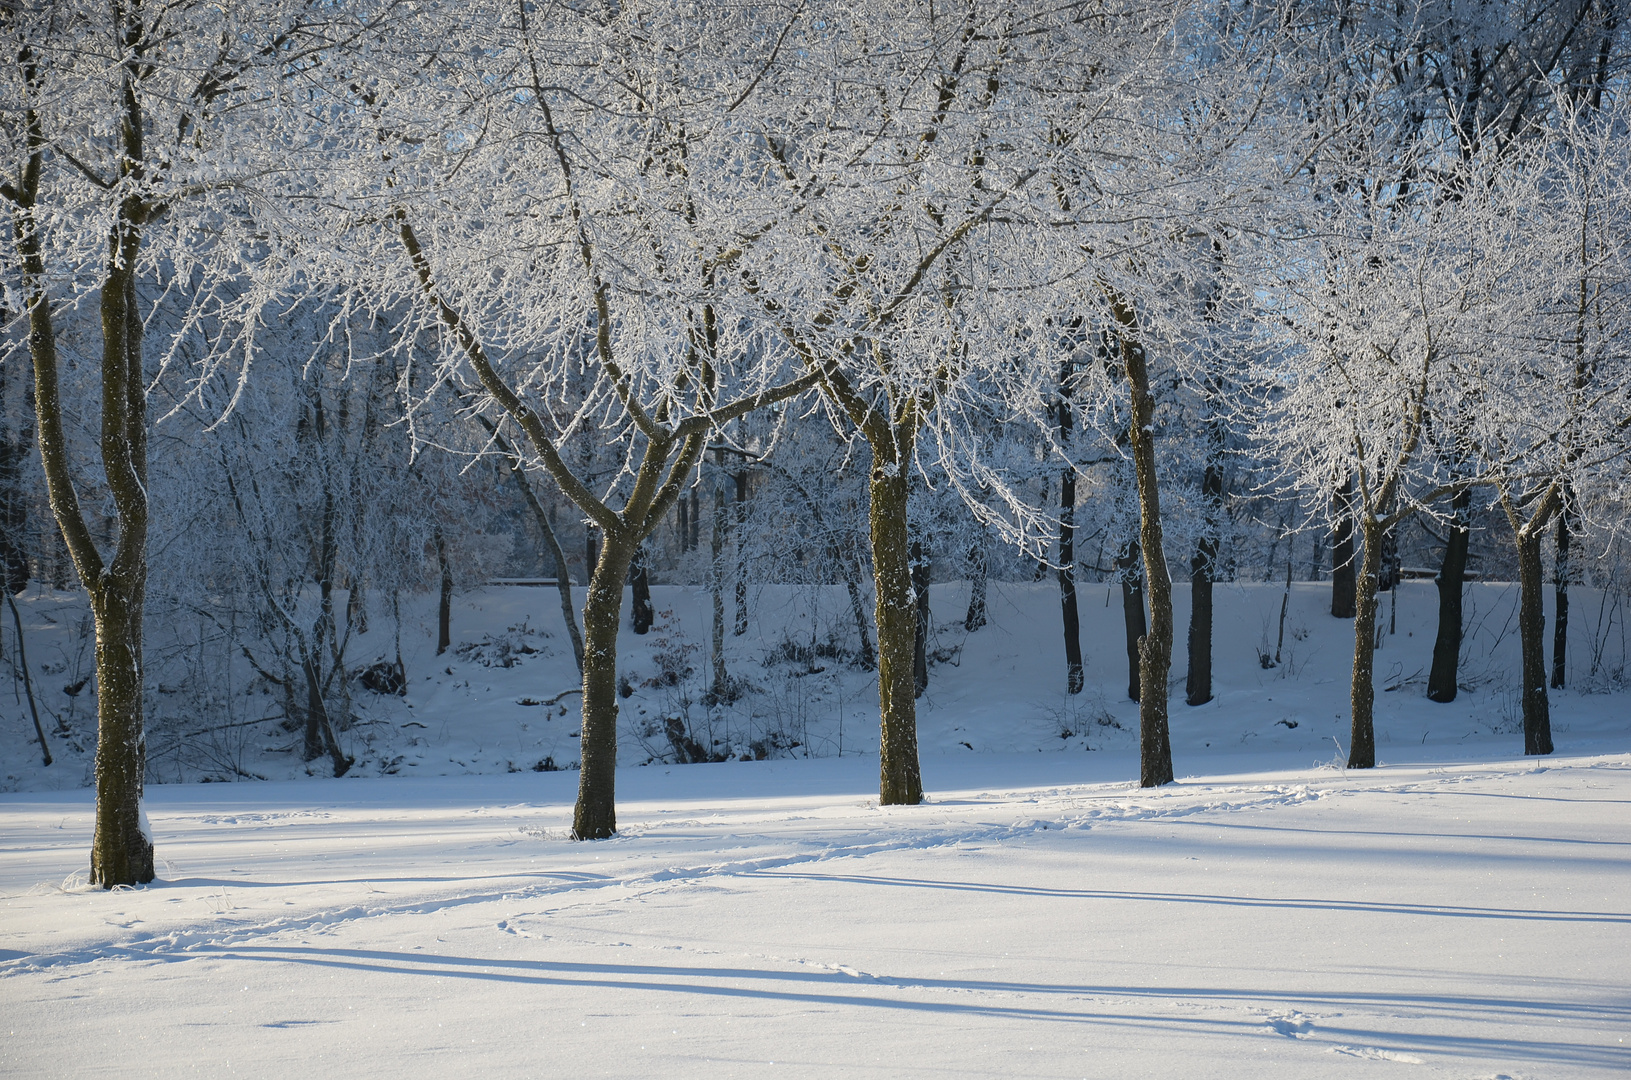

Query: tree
[1,0,318,885]
[299,1,823,837]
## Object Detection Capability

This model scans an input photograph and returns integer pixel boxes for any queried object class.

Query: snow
[2,581,1629,1076]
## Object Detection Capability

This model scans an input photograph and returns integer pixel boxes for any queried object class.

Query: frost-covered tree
[1,0,338,885]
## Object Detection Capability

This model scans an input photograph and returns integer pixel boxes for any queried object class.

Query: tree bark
[1331,475,1357,618]
[1119,539,1146,702]
[1347,516,1385,768]
[870,465,923,805]
[573,530,637,839]
[1112,292,1173,787]
[1516,529,1555,756]
[1426,488,1471,703]
[1551,488,1572,690]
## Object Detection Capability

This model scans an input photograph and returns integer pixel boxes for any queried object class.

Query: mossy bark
[870,466,923,805]
[1112,292,1173,788]
[572,529,637,839]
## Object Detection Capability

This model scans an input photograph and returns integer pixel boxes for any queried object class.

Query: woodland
[1,0,1628,890]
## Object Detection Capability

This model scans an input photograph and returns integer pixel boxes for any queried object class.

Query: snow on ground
[2,754,1628,1078]
[2,581,1629,1076]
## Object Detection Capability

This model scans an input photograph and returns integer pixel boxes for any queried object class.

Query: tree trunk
[1186,539,1214,706]
[911,539,930,698]
[1186,395,1224,705]
[964,540,988,632]
[1551,489,1572,690]
[1516,529,1555,756]
[1331,475,1356,618]
[0,384,28,596]
[1347,516,1385,769]
[1119,539,1146,702]
[709,480,728,698]
[629,544,653,634]
[733,470,749,636]
[1059,468,1084,695]
[1426,488,1470,703]
[435,527,453,655]
[573,529,638,839]
[1111,291,1173,787]
[15,88,155,883]
[89,584,152,885]
[870,466,922,805]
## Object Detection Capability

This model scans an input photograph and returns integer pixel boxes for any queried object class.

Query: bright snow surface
[2,582,1629,1076]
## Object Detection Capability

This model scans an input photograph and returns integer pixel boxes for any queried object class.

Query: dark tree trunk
[0,394,28,596]
[676,494,689,553]
[1185,455,1223,706]
[1551,489,1572,690]
[1347,516,1385,768]
[1378,524,1400,593]
[1119,539,1146,702]
[911,539,930,698]
[733,470,749,636]
[573,531,638,839]
[1516,530,1555,756]
[870,464,922,805]
[1331,475,1356,618]
[1057,358,1083,693]
[629,544,653,634]
[1112,293,1173,788]
[1059,469,1083,694]
[964,541,988,632]
[709,478,728,698]
[1426,488,1471,703]
[435,527,453,655]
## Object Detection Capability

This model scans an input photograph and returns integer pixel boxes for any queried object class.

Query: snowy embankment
[2,581,1629,1076]
[4,578,1630,788]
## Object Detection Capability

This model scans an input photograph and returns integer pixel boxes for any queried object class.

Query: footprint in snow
[1267,1013,1314,1038]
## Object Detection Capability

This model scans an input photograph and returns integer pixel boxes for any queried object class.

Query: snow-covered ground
[2,580,1629,1076]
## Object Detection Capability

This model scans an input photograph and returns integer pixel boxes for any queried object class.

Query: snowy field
[2,581,1629,1076]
